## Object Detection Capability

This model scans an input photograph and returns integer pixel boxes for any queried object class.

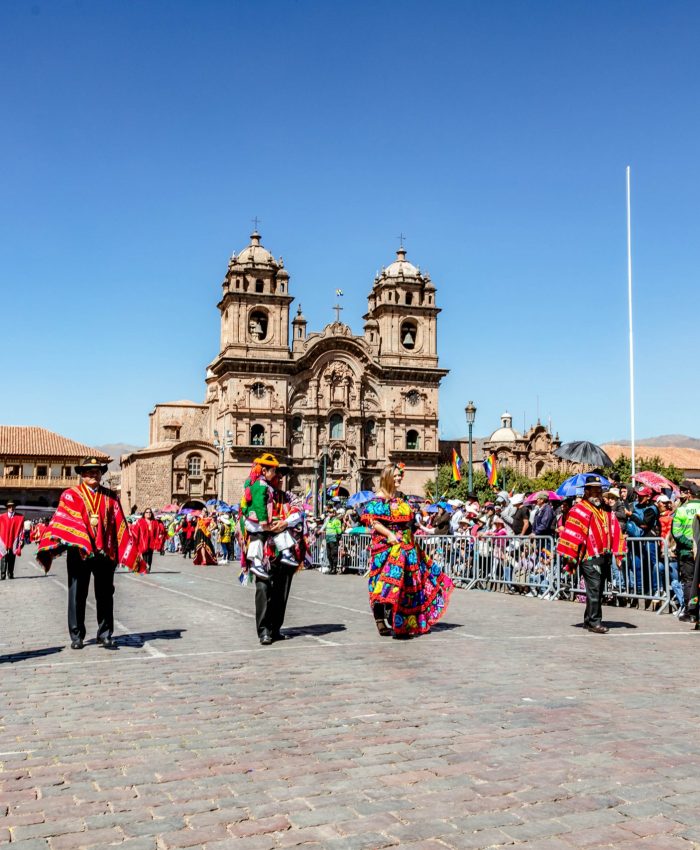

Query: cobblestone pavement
[2,548,700,850]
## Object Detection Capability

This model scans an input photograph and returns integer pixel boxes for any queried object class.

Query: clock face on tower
[251,382,266,399]
[406,390,420,407]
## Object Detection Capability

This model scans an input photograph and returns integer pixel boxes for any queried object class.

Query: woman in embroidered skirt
[361,463,454,639]
[193,509,217,565]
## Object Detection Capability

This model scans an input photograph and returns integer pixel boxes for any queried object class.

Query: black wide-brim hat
[75,456,111,475]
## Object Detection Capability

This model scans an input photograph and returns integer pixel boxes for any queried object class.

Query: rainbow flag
[482,452,498,487]
[327,479,341,497]
[304,484,312,503]
[451,448,463,482]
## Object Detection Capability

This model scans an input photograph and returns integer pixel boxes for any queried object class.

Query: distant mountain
[96,443,142,471]
[609,435,700,450]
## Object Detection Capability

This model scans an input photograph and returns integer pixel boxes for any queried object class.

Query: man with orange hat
[240,452,300,645]
[38,456,144,650]
[0,500,25,580]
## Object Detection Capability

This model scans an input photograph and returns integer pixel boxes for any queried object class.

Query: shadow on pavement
[0,646,64,664]
[116,628,187,648]
[431,621,463,632]
[283,623,347,640]
[10,575,46,580]
[572,621,638,630]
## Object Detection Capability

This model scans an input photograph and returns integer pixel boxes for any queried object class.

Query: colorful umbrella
[346,491,375,508]
[632,470,679,495]
[556,473,611,498]
[524,490,564,505]
[161,503,180,512]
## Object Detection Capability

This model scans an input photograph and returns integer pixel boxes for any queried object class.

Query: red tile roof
[603,444,700,472]
[0,427,110,460]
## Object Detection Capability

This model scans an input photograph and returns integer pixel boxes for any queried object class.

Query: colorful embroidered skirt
[368,540,454,636]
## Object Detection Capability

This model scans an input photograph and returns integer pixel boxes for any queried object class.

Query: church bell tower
[217,230,293,360]
[364,245,440,368]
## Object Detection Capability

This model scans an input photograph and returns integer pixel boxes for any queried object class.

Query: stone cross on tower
[251,216,262,232]
[396,232,407,248]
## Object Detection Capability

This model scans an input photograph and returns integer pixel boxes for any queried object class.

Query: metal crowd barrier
[312,531,674,615]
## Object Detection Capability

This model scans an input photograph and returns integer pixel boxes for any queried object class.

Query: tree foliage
[423,454,684,505]
[609,454,684,485]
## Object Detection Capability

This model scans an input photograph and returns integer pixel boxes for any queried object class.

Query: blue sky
[2,0,699,448]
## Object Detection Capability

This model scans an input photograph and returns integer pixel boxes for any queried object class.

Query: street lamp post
[213,428,233,502]
[320,435,329,514]
[465,401,477,493]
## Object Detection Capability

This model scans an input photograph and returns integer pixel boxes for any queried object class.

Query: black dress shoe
[271,632,288,641]
[587,624,609,634]
[97,636,116,648]
[259,632,273,645]
[70,639,84,650]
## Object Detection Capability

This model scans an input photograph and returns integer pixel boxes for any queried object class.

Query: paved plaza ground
[1,549,700,850]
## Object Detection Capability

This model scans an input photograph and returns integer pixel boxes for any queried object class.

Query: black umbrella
[554,441,614,467]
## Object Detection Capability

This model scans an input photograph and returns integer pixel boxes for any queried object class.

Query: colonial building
[121,231,448,509]
[0,426,110,509]
[440,412,577,480]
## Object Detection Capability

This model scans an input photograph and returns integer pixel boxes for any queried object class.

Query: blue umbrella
[556,473,611,498]
[347,490,375,508]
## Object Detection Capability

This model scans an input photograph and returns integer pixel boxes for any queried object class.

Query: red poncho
[132,517,161,554]
[37,485,145,573]
[0,512,25,557]
[557,500,625,564]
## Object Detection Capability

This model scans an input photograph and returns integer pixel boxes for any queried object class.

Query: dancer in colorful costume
[557,474,625,634]
[239,453,304,645]
[0,500,25,580]
[361,462,454,639]
[132,508,160,572]
[37,456,144,650]
[193,508,217,565]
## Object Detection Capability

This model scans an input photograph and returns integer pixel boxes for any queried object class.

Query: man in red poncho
[38,456,144,650]
[0,499,25,580]
[557,474,625,634]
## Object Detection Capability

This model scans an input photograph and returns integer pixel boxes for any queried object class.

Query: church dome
[382,247,420,280]
[233,232,277,267]
[489,411,521,443]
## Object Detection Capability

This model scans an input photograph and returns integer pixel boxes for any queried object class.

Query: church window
[187,455,201,477]
[329,413,344,440]
[250,424,266,446]
[248,310,268,341]
[255,279,264,293]
[406,429,420,450]
[406,292,413,305]
[251,382,266,399]
[236,278,241,289]
[364,420,376,436]
[401,320,417,350]
[292,416,303,433]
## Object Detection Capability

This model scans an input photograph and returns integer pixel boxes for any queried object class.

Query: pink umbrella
[161,503,180,512]
[524,490,564,505]
[632,471,679,496]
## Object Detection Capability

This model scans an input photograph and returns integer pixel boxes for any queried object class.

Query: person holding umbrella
[557,474,625,633]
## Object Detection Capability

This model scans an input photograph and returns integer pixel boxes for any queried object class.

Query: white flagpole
[626,166,636,478]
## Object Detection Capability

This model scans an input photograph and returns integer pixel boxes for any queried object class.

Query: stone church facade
[121,231,448,510]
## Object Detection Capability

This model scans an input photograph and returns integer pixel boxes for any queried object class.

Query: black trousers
[143,549,153,572]
[679,553,697,616]
[255,565,295,638]
[580,555,611,627]
[66,549,116,641]
[1,552,16,579]
[326,539,339,573]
